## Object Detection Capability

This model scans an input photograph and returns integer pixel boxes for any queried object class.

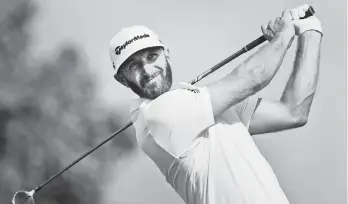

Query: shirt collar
[129,81,197,114]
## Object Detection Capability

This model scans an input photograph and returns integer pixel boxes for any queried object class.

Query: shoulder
[130,82,213,123]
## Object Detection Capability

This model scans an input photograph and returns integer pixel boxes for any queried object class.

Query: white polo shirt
[130,82,290,204]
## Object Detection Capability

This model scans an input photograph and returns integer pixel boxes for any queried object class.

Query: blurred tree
[0,1,136,204]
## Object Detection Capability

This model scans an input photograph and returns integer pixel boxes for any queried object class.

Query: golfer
[109,4,322,204]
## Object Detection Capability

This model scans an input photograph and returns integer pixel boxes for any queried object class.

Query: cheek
[125,72,142,87]
[155,57,169,73]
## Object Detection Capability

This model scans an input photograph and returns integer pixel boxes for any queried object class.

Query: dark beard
[128,61,173,100]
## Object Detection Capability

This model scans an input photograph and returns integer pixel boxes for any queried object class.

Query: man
[109,4,322,204]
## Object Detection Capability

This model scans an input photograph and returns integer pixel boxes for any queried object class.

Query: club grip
[301,5,315,19]
[244,5,315,51]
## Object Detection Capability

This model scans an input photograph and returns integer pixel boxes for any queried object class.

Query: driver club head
[12,190,35,204]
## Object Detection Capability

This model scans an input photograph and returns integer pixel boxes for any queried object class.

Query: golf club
[11,6,315,204]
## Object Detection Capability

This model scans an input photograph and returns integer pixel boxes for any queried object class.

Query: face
[115,46,173,99]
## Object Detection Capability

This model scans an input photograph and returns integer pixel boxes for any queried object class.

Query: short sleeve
[196,87,216,128]
[130,99,151,146]
[143,86,216,138]
[135,85,216,156]
[235,96,260,129]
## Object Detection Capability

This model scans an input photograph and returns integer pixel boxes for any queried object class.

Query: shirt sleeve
[130,99,151,146]
[142,86,216,138]
[130,85,216,153]
[195,86,216,129]
[235,96,260,129]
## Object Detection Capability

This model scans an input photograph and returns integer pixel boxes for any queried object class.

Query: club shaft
[188,35,266,85]
[32,5,315,194]
[34,121,133,193]
[188,6,315,85]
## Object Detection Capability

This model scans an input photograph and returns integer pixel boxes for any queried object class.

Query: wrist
[274,31,295,49]
[300,30,323,39]
[295,17,323,36]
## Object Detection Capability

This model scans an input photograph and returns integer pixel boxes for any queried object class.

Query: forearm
[220,32,294,103]
[281,31,322,121]
[233,32,294,93]
[207,32,294,116]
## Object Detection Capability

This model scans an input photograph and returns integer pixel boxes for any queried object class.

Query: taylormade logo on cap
[109,25,164,74]
[114,33,150,55]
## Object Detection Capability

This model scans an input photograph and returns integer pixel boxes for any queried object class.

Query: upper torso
[130,82,290,204]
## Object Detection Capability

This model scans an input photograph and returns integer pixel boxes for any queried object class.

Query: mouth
[145,71,161,84]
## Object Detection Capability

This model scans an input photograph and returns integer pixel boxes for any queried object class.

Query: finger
[294,4,309,18]
[297,9,306,18]
[261,24,268,34]
[268,19,275,32]
[298,4,310,12]
[290,9,299,20]
[282,9,292,20]
[275,16,282,24]
[261,24,272,41]
[261,24,267,33]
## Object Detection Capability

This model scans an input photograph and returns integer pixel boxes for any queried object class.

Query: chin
[145,79,172,99]
[148,83,172,99]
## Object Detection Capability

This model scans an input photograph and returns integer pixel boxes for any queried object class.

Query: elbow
[293,115,308,128]
[285,94,315,128]
[284,99,312,128]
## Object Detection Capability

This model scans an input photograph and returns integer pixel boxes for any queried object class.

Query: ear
[163,47,172,65]
[164,47,170,57]
[114,73,129,88]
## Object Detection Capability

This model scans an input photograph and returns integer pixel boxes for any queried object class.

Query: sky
[25,0,347,203]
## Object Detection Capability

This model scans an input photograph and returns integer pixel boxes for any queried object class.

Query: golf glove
[288,4,323,36]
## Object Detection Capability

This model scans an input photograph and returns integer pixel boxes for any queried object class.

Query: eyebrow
[123,57,135,65]
[124,48,162,66]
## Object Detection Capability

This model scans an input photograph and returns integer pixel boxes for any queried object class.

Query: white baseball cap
[109,25,165,75]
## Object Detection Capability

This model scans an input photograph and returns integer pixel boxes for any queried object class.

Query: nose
[142,61,158,76]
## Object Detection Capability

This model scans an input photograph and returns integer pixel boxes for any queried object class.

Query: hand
[287,4,323,36]
[261,10,295,42]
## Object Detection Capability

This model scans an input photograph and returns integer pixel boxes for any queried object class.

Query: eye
[147,53,158,62]
[128,61,139,71]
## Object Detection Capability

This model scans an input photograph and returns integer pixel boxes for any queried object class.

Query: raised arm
[248,5,323,135]
[207,11,295,117]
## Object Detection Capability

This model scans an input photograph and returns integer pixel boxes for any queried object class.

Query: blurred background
[0,0,346,204]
